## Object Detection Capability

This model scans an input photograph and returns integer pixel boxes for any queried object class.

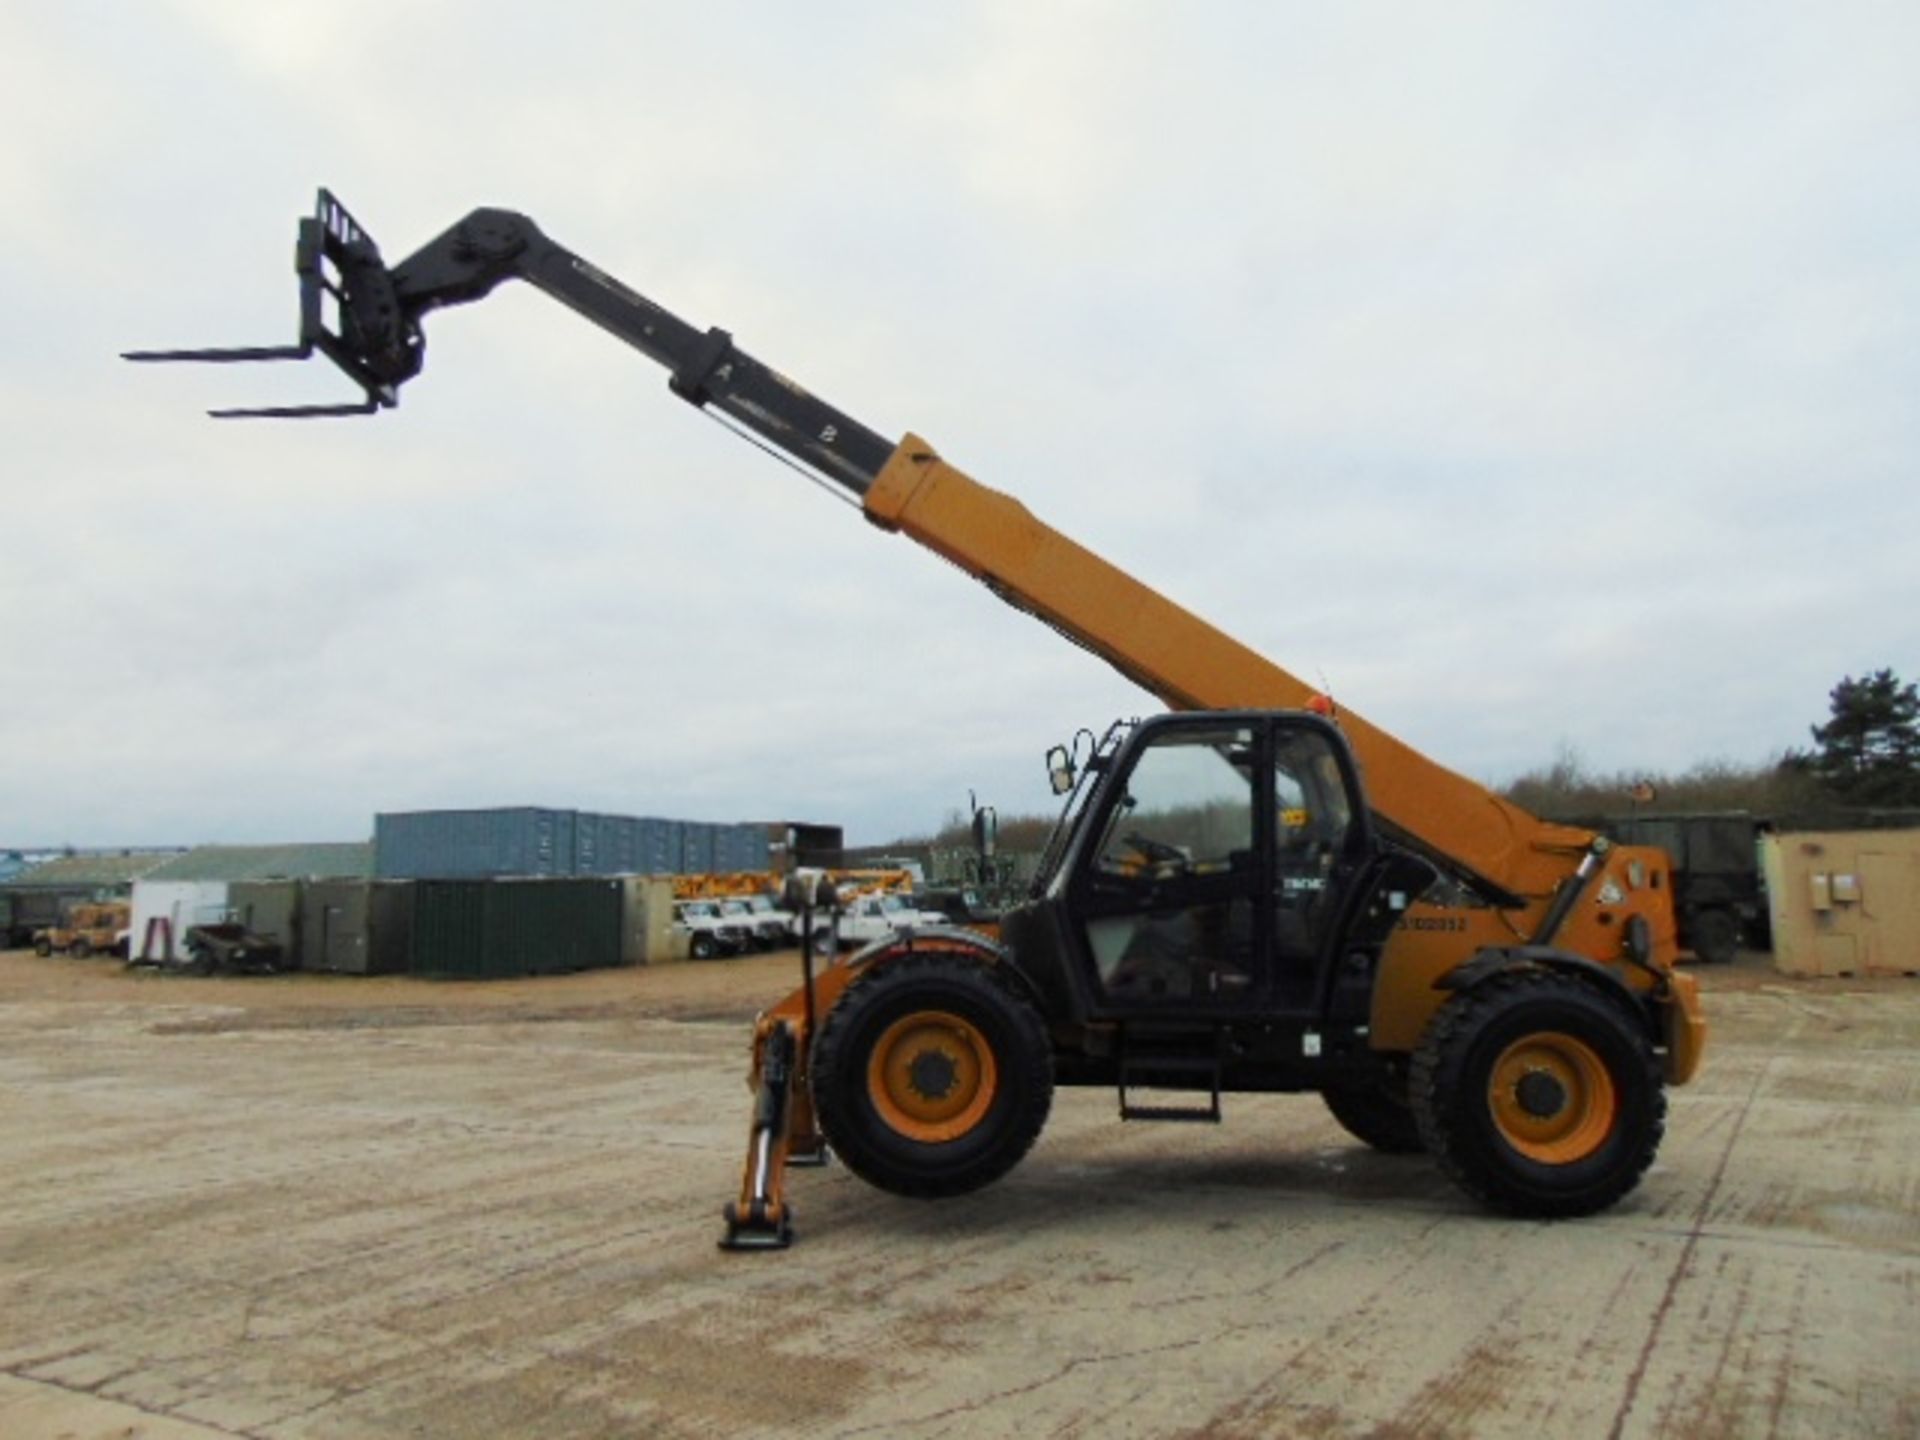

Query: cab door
[1069,714,1370,1020]
[1073,719,1266,1012]
[1268,722,1367,1010]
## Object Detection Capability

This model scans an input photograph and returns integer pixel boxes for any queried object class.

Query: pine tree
[1788,669,1920,806]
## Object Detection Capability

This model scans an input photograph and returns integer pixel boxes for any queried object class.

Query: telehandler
[129,192,1707,1249]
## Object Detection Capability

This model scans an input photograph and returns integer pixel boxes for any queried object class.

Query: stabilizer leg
[719,1019,802,1251]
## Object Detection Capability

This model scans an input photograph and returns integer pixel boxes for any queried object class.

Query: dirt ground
[0,947,1914,1440]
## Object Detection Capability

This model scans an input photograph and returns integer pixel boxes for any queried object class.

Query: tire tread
[812,953,1052,1199]
[1411,969,1665,1217]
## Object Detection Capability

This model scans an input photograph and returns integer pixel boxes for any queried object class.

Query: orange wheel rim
[1488,1031,1617,1164]
[866,1010,998,1143]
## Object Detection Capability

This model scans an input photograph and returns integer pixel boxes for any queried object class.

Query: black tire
[1321,1075,1424,1154]
[1688,907,1739,966]
[1411,970,1664,1218]
[33,936,52,958]
[689,932,718,960]
[811,953,1053,1199]
[70,937,92,959]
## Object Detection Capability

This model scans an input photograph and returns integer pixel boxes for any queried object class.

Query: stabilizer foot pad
[719,1202,794,1252]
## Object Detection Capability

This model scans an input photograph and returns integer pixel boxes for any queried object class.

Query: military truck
[1598,813,1765,964]
[33,901,133,959]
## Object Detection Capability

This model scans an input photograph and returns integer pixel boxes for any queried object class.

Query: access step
[1118,1049,1223,1123]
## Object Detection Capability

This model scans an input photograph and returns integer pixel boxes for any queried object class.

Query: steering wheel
[1122,831,1188,869]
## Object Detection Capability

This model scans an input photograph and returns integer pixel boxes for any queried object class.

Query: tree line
[1513,668,1920,819]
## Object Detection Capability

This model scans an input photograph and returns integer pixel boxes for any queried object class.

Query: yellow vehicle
[130,192,1707,1250]
[670,872,782,901]
[34,900,131,959]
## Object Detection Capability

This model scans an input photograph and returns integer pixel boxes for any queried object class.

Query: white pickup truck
[804,891,950,957]
[673,900,754,960]
[717,895,797,952]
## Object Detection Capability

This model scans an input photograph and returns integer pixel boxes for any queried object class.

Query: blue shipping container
[376,808,775,879]
[375,808,577,880]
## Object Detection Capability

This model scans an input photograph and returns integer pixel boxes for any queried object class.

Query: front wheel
[1412,970,1665,1218]
[70,937,93,959]
[689,932,718,960]
[811,954,1053,1198]
[33,936,53,957]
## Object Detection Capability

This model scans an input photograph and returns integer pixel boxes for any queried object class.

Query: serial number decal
[1399,916,1469,933]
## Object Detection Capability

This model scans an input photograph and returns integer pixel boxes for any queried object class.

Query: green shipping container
[407,878,624,978]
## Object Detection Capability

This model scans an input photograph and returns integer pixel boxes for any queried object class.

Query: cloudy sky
[4,2,1916,848]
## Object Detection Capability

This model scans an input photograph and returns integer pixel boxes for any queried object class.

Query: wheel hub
[1515,1069,1568,1118]
[908,1048,960,1102]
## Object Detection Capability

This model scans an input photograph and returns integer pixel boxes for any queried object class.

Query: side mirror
[1045,744,1075,796]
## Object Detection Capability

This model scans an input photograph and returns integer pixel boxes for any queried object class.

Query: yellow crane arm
[864,436,1594,905]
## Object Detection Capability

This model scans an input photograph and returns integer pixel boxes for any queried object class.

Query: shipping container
[714,822,769,874]
[621,875,681,964]
[680,822,716,874]
[576,812,650,876]
[406,877,624,978]
[301,880,414,974]
[658,821,685,875]
[1761,828,1920,977]
[230,881,302,963]
[374,808,578,879]
[376,807,792,882]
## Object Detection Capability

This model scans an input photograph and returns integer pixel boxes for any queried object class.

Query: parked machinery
[33,900,131,959]
[130,192,1707,1249]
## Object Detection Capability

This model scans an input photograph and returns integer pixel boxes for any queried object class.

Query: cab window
[1093,726,1255,878]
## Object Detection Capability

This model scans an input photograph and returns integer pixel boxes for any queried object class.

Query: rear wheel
[70,937,92,959]
[812,953,1052,1198]
[1321,1075,1423,1154]
[1412,970,1664,1217]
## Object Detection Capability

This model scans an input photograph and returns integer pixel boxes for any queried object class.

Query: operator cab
[1005,712,1431,1041]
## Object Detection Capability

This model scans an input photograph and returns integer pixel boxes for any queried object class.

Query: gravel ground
[0,947,1914,1439]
